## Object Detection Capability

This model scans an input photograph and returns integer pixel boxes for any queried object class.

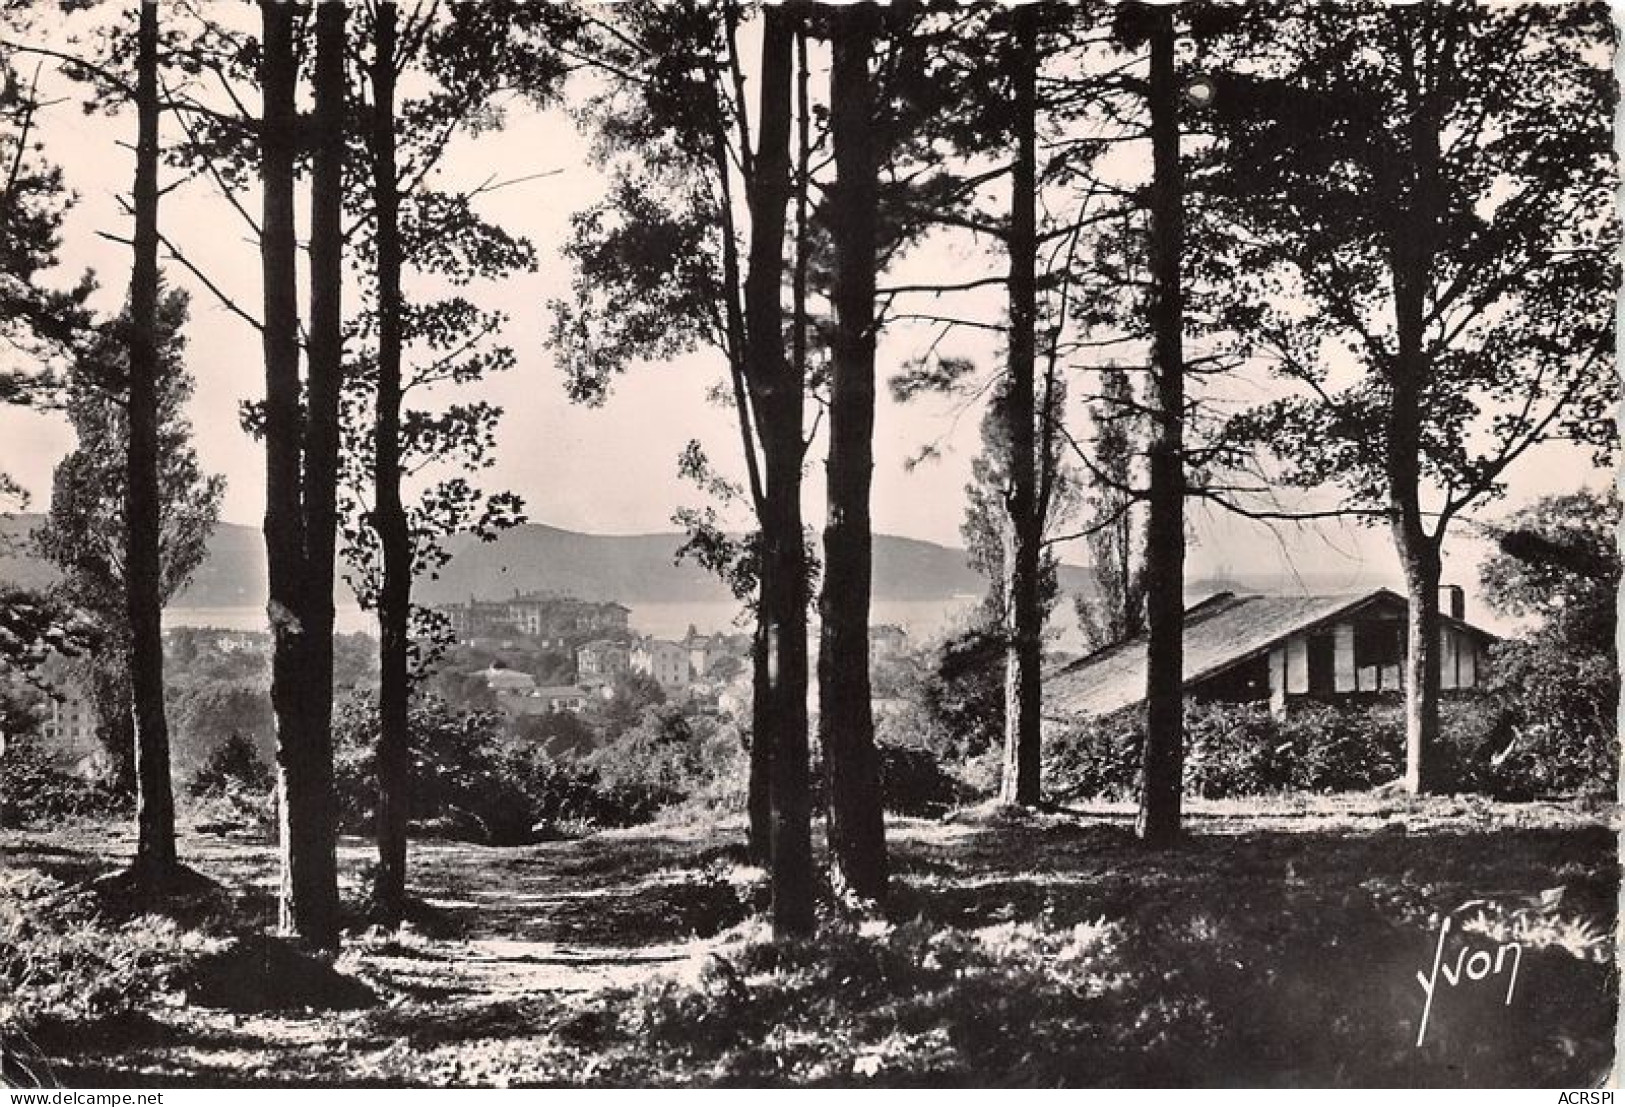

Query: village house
[496,684,592,717]
[439,597,514,640]
[681,626,714,678]
[471,664,537,695]
[532,685,591,713]
[1044,587,1496,723]
[502,593,630,639]
[868,624,909,661]
[632,637,691,690]
[680,626,750,680]
[576,639,631,682]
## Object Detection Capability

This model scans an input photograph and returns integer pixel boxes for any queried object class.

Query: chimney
[1439,584,1464,621]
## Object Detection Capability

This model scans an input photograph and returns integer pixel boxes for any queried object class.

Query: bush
[330,692,701,845]
[1046,700,1414,800]
[188,732,274,797]
[0,733,128,829]
[1288,702,1407,792]
[1183,703,1295,798]
[654,714,752,821]
[1044,713,1144,801]
[497,744,674,841]
[1479,641,1617,796]
[0,871,217,1051]
[877,741,972,816]
[581,705,739,826]
[183,732,276,833]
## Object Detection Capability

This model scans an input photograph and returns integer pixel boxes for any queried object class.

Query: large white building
[631,638,691,690]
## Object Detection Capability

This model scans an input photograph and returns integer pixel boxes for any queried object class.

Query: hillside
[418,524,1097,605]
[0,515,1095,608]
[0,514,268,606]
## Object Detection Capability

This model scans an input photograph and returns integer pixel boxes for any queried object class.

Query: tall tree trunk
[704,109,770,867]
[259,0,338,947]
[747,628,772,863]
[761,451,811,937]
[820,0,887,905]
[1135,7,1186,847]
[370,0,413,924]
[998,5,1042,809]
[126,0,176,879]
[744,4,813,939]
[288,0,347,927]
[1397,534,1443,791]
[1389,18,1445,795]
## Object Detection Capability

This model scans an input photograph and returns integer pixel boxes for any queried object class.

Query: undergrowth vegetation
[0,871,218,1066]
[1042,698,1603,803]
[530,812,1619,1087]
[0,797,1615,1087]
[0,733,128,830]
[558,895,1615,1087]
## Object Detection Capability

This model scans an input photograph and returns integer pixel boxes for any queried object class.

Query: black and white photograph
[0,0,1617,1090]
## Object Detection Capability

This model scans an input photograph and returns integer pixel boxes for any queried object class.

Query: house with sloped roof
[868,624,910,661]
[1044,587,1497,723]
[471,664,537,694]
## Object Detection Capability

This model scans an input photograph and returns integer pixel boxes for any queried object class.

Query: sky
[0,4,1612,624]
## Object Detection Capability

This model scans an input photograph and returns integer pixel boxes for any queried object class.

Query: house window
[1354,619,1403,670]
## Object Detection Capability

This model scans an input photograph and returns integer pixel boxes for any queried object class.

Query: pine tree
[37,291,222,799]
[1208,3,1616,793]
[821,0,888,905]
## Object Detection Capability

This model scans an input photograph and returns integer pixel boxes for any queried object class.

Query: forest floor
[1,792,1618,1087]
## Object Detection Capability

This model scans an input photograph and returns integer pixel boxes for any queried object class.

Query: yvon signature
[1415,915,1522,1047]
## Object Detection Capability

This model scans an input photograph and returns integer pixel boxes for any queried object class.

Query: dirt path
[3,795,1616,1086]
[4,820,764,1085]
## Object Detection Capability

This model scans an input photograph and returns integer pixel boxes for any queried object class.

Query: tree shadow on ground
[877,816,1616,1086]
[3,803,1615,1087]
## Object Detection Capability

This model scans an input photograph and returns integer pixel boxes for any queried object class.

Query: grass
[0,792,1616,1087]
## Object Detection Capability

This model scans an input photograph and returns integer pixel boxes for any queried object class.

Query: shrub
[581,705,736,826]
[0,733,128,829]
[1277,702,1407,793]
[916,625,1005,763]
[0,871,217,1050]
[188,732,274,798]
[1044,713,1144,801]
[1473,489,1619,796]
[1046,700,1413,800]
[184,731,277,835]
[877,741,972,816]
[1479,641,1617,796]
[330,692,704,844]
[1183,702,1294,798]
[655,715,751,821]
[499,744,667,841]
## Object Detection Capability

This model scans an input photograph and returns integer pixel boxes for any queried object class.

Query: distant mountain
[0,515,1095,608]
[419,523,1095,606]
[0,513,267,607]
